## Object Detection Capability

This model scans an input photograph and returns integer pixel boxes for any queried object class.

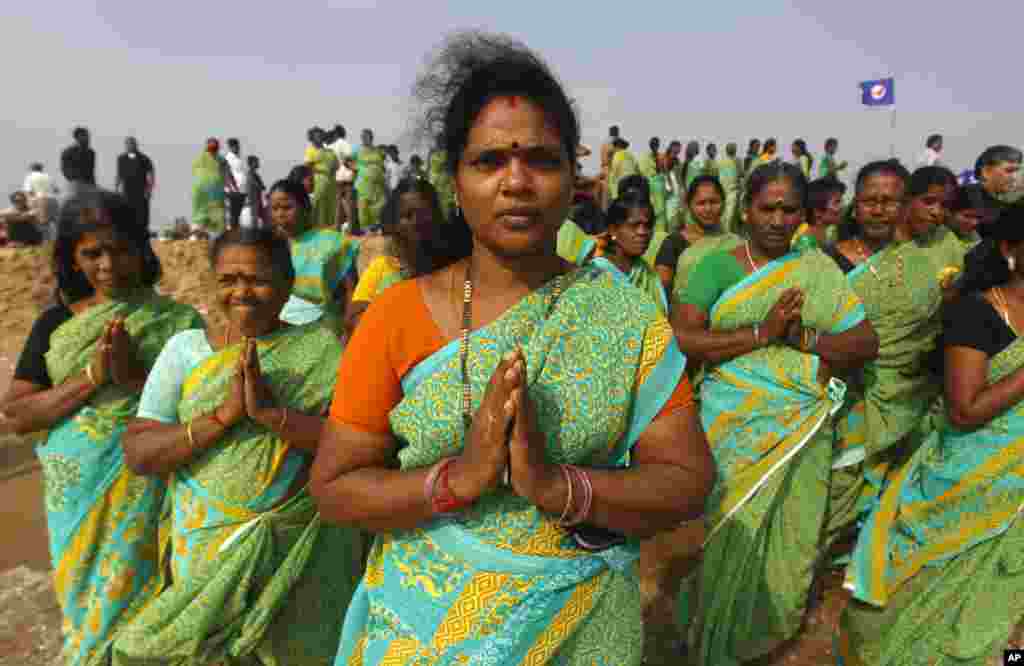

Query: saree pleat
[686,250,866,665]
[38,292,203,665]
[838,337,1024,665]
[334,265,685,665]
[112,324,362,666]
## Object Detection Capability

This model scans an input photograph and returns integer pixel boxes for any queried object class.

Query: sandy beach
[0,241,847,665]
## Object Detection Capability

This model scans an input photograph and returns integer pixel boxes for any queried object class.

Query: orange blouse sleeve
[328,280,444,433]
[653,373,695,421]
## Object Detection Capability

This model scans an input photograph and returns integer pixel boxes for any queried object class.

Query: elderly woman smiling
[311,33,715,665]
[111,228,362,665]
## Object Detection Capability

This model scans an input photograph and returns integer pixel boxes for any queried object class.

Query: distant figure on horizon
[917,133,944,167]
[704,142,719,178]
[354,128,387,232]
[791,138,814,179]
[116,137,155,230]
[225,138,247,230]
[758,137,778,165]
[742,138,762,180]
[0,191,43,245]
[403,154,425,182]
[818,137,848,180]
[600,125,620,209]
[23,162,58,234]
[327,124,355,230]
[190,138,235,235]
[305,127,339,229]
[243,154,266,228]
[61,126,96,195]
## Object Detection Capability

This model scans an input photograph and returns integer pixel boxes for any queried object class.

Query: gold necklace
[853,239,881,278]
[744,241,762,273]
[992,287,1020,336]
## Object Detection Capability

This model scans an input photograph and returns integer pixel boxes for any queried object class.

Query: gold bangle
[279,408,288,432]
[186,420,196,453]
[85,364,97,386]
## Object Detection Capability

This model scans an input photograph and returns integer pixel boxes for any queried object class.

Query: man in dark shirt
[60,126,96,194]
[116,137,155,230]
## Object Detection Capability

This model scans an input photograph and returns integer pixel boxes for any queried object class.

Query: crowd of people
[2,30,1024,666]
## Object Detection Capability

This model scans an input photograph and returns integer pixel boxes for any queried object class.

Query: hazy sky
[3,0,1021,227]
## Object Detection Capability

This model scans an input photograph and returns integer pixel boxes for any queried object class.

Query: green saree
[838,336,1024,665]
[670,233,742,305]
[335,265,686,665]
[828,227,970,538]
[112,324,361,666]
[309,146,339,229]
[37,291,203,666]
[191,152,226,233]
[427,151,455,220]
[356,146,387,230]
[687,249,866,666]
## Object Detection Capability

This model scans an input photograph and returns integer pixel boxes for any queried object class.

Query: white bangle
[753,324,761,347]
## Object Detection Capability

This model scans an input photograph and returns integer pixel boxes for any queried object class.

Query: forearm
[676,326,764,366]
[313,456,486,532]
[813,325,878,371]
[122,412,227,475]
[256,407,324,454]
[0,376,97,434]
[532,462,710,539]
[949,369,1024,428]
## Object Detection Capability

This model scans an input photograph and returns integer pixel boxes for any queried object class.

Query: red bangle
[429,458,475,516]
[209,409,225,428]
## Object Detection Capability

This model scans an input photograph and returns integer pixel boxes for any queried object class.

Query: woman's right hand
[453,351,521,499]
[762,288,805,342]
[88,323,114,386]
[215,355,247,428]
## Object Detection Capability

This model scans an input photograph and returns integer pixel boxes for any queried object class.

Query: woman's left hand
[506,350,560,505]
[242,338,277,424]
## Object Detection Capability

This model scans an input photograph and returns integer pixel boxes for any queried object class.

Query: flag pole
[889,105,896,158]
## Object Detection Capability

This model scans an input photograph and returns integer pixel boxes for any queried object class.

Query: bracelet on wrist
[425,457,474,518]
[753,324,762,347]
[209,408,226,429]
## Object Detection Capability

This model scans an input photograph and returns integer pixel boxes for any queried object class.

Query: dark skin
[946,239,1024,428]
[120,245,326,487]
[658,183,726,290]
[346,190,438,331]
[311,95,716,537]
[834,173,904,267]
[0,224,149,435]
[672,179,878,380]
[605,206,653,274]
[268,190,354,337]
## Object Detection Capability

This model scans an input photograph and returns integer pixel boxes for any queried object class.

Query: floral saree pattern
[112,323,360,665]
[335,265,686,665]
[38,292,203,665]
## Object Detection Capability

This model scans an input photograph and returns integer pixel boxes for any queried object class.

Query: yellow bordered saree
[335,265,686,666]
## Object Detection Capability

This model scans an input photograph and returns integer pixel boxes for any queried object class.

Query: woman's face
[908,184,954,238]
[214,244,291,337]
[72,222,145,299]
[689,183,723,230]
[454,95,573,259]
[856,173,905,245]
[269,191,304,237]
[393,191,435,250]
[747,178,803,257]
[610,205,653,260]
[791,142,801,158]
[815,192,843,227]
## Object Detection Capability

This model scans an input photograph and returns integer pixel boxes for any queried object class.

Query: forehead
[753,179,800,203]
[74,223,120,248]
[465,96,563,150]
[399,191,430,208]
[861,173,905,193]
[214,244,277,273]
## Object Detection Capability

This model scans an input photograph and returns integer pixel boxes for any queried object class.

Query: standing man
[115,137,155,231]
[965,145,1023,238]
[60,127,96,195]
[327,124,355,230]
[917,134,944,167]
[224,138,246,230]
[22,163,58,236]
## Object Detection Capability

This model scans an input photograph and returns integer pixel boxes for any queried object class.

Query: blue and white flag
[860,78,895,106]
